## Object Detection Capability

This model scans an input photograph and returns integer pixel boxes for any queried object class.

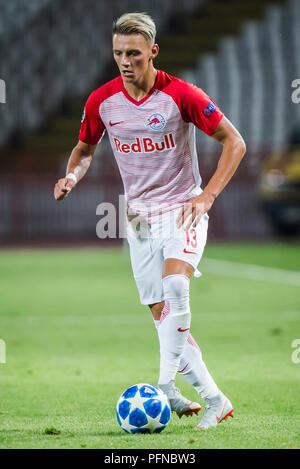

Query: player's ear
[150,44,159,60]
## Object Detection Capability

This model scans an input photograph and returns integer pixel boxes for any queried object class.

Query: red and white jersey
[79,69,223,220]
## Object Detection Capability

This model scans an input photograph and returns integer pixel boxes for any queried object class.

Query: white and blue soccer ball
[116,383,171,434]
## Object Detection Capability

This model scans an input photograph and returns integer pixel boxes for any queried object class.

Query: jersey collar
[121,69,161,106]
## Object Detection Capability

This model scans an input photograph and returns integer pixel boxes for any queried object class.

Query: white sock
[157,274,191,385]
[153,302,219,400]
[178,336,219,401]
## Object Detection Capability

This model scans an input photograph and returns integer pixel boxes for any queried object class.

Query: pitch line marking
[201,258,300,287]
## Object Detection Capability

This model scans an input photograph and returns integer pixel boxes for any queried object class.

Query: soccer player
[54,13,246,430]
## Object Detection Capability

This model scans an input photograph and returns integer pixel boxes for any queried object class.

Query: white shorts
[126,206,209,305]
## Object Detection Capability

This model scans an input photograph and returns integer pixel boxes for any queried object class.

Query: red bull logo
[147,113,166,130]
[148,117,160,126]
[113,133,176,154]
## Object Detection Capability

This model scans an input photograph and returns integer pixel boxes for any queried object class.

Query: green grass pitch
[0,243,300,449]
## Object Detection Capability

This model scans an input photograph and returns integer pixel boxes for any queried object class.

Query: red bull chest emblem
[147,113,166,131]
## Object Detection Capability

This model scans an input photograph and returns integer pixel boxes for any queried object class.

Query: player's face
[113,34,158,83]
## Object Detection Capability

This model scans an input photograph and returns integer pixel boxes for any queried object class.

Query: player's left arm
[177,116,246,228]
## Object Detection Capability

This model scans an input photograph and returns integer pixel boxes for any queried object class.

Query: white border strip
[201,258,300,287]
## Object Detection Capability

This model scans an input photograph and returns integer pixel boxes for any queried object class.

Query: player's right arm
[54,88,105,201]
[54,140,97,201]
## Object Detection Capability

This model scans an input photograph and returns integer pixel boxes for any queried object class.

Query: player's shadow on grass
[79,429,175,437]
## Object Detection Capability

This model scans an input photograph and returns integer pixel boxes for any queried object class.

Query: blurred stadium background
[0,0,300,244]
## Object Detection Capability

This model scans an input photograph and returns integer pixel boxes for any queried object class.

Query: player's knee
[163,274,190,299]
[162,275,190,314]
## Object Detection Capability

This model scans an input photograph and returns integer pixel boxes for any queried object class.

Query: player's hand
[176,193,215,229]
[54,177,76,201]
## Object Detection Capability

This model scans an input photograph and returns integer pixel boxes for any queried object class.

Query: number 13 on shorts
[184,228,198,249]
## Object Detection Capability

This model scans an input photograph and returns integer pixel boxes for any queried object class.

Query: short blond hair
[112,12,156,44]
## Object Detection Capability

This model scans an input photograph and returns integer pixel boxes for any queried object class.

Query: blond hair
[112,12,156,44]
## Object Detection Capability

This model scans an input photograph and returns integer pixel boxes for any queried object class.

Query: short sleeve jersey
[79,70,223,219]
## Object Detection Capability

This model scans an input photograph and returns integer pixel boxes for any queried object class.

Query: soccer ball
[116,383,171,434]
